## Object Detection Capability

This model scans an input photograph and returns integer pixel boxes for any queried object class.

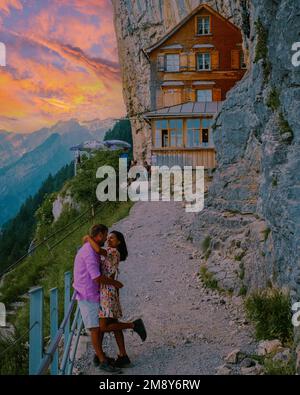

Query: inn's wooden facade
[144,3,246,168]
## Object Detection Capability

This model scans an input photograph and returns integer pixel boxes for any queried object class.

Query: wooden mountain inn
[144,3,246,168]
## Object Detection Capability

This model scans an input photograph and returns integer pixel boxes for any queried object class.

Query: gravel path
[78,201,256,375]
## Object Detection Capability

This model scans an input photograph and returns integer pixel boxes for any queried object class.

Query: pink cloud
[0,0,125,133]
[0,0,22,14]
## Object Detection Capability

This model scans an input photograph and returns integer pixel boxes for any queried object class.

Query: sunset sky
[0,0,125,133]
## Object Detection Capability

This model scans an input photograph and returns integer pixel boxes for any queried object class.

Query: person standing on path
[85,230,147,368]
[73,224,123,373]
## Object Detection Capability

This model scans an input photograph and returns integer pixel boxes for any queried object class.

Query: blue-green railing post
[64,271,71,371]
[50,288,59,375]
[29,287,43,375]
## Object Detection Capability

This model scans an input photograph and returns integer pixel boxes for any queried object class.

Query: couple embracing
[73,224,147,373]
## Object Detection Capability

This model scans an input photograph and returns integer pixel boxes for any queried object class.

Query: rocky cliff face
[112,0,300,302]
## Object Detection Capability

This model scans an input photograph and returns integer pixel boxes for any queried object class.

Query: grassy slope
[0,150,133,374]
[6,201,133,330]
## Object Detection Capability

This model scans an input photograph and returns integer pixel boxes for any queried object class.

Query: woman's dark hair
[111,231,128,261]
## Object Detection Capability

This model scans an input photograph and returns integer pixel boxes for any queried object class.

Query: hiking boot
[98,360,122,374]
[115,355,131,368]
[93,354,100,367]
[133,318,147,341]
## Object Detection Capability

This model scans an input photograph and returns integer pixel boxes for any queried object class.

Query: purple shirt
[73,242,101,302]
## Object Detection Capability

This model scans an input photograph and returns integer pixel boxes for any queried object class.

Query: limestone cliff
[112,0,300,302]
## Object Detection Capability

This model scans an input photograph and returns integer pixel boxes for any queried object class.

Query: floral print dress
[99,247,122,319]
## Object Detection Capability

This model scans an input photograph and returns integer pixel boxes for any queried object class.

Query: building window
[165,54,180,72]
[240,50,247,69]
[187,119,201,147]
[187,118,213,148]
[155,120,167,147]
[169,119,183,147]
[197,89,212,102]
[155,119,183,148]
[201,119,212,146]
[196,16,211,35]
[197,53,211,71]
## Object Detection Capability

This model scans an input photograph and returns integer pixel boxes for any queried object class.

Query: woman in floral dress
[85,230,147,368]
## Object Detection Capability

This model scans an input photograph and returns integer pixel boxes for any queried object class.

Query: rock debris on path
[76,201,256,375]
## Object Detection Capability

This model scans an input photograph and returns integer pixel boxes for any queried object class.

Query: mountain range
[0,118,115,225]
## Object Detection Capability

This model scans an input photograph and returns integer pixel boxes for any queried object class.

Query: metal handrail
[60,305,82,375]
[36,292,77,375]
[66,314,83,375]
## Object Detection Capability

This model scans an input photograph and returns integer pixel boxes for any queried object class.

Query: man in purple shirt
[73,224,123,373]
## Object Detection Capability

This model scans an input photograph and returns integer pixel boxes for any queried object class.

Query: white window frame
[155,119,183,148]
[165,54,180,72]
[197,16,211,35]
[197,53,211,71]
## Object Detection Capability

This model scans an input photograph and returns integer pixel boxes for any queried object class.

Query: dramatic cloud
[0,0,22,14]
[0,0,125,133]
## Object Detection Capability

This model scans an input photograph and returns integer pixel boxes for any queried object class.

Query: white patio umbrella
[103,140,131,150]
[70,140,106,152]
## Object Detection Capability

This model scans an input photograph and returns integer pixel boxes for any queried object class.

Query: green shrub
[254,19,272,82]
[69,150,121,205]
[278,113,294,142]
[264,357,295,375]
[238,284,248,296]
[235,251,246,261]
[245,288,293,342]
[272,177,278,187]
[267,88,280,111]
[199,266,219,290]
[239,262,245,280]
[202,236,211,253]
[0,327,28,375]
[262,228,271,242]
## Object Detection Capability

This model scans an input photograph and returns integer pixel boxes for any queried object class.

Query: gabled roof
[146,3,240,54]
[144,101,223,119]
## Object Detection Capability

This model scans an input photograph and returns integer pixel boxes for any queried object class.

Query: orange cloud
[0,0,125,133]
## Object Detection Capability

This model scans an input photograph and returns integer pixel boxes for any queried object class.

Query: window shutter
[190,89,196,102]
[188,52,196,71]
[180,53,188,71]
[157,54,165,71]
[183,88,190,102]
[231,50,240,70]
[212,88,222,101]
[163,89,182,107]
[186,88,196,102]
[211,50,219,70]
